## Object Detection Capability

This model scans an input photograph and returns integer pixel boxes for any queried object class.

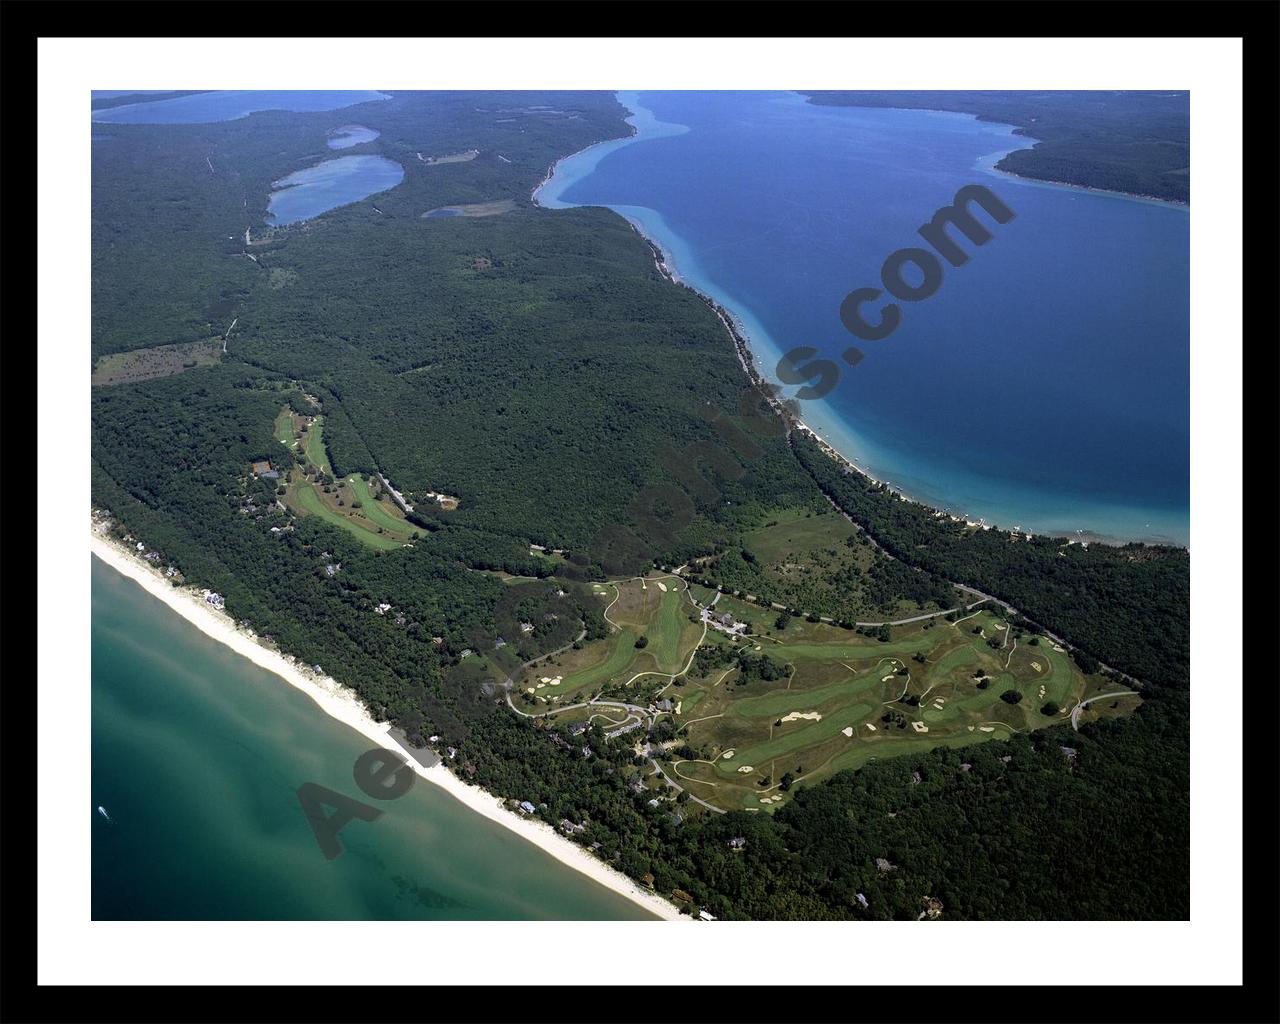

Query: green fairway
[304,417,332,475]
[724,703,876,770]
[347,475,406,532]
[274,408,296,448]
[560,628,641,691]
[769,635,932,661]
[295,482,403,550]
[650,586,694,672]
[733,666,886,718]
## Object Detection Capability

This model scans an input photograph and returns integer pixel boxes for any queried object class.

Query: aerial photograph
[88,86,1190,924]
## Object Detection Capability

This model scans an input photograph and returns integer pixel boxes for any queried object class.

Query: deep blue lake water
[539,91,1189,544]
[91,90,390,124]
[266,155,404,226]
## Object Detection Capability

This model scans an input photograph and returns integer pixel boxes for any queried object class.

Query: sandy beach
[90,528,682,922]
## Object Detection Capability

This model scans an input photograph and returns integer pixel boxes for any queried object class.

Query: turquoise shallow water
[91,558,653,920]
[539,91,1190,545]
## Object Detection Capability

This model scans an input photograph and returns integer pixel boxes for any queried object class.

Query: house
[251,459,274,476]
[446,747,458,760]
[698,910,716,922]
[569,723,588,737]
[203,591,225,609]
[460,648,474,659]
[428,734,441,742]
[519,621,535,634]
[324,563,341,577]
[641,873,655,888]
[655,698,674,713]
[647,798,660,808]
[628,777,645,794]
[494,637,506,649]
[518,801,536,814]
[135,542,146,551]
[875,857,896,873]
[727,837,747,850]
[581,745,593,759]
[856,893,869,909]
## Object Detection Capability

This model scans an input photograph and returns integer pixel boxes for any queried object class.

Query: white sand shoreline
[90,530,682,922]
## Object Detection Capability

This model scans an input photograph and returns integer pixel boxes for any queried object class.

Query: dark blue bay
[539,91,1189,544]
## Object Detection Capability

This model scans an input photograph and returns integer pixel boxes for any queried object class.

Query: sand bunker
[721,750,734,760]
[841,726,854,737]
[865,723,877,732]
[737,765,754,774]
[911,721,929,733]
[881,674,894,683]
[780,711,822,723]
[656,581,668,592]
[1031,662,1042,672]
[979,726,995,733]
[674,701,682,715]
[967,725,975,732]
[1053,644,1065,652]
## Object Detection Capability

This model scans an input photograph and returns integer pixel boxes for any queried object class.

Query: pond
[266,155,404,226]
[328,124,381,149]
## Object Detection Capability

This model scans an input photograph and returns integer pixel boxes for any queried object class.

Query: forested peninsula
[801,90,1189,203]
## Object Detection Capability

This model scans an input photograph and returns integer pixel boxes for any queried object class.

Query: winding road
[1071,691,1140,730]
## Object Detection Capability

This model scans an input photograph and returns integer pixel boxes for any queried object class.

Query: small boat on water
[97,806,112,823]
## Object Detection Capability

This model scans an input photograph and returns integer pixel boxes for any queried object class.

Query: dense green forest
[801,91,1189,203]
[91,89,1189,919]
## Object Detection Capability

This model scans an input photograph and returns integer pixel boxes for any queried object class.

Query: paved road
[648,758,726,815]
[1071,691,1140,730]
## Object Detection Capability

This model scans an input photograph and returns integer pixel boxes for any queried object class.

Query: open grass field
[697,504,941,621]
[422,199,516,218]
[92,339,222,387]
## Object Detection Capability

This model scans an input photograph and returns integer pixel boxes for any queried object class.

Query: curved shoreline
[90,530,682,922]
[534,92,1187,550]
